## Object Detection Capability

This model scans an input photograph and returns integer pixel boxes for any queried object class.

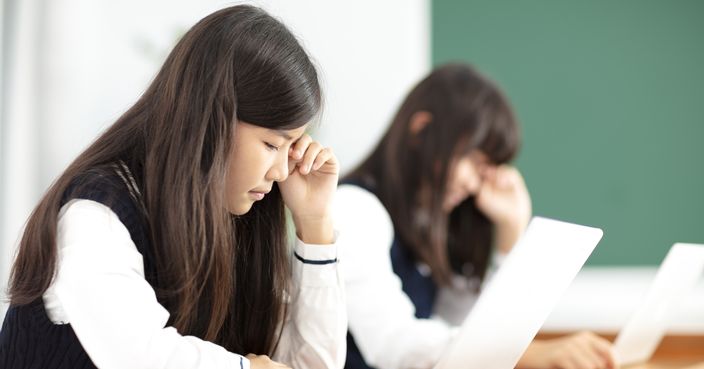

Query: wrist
[494,218,527,254]
[516,340,549,369]
[294,215,334,244]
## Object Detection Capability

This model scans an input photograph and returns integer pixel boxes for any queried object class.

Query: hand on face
[474,165,532,237]
[278,133,339,244]
[519,332,619,369]
[226,123,337,244]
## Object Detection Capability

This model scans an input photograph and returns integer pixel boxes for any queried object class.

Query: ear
[409,111,433,135]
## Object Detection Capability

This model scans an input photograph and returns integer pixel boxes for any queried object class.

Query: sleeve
[272,236,347,369]
[333,185,459,369]
[47,199,249,369]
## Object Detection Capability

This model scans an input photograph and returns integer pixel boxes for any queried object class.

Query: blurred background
[1,0,703,331]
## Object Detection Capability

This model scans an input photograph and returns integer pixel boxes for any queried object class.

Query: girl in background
[336,63,617,369]
[0,5,345,369]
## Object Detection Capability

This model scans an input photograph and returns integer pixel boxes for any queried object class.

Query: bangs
[236,67,321,130]
[454,105,520,165]
[233,19,322,130]
[477,106,520,164]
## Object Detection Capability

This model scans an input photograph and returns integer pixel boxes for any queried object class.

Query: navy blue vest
[0,164,154,369]
[342,182,438,369]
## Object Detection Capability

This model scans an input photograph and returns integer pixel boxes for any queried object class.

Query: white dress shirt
[334,184,502,369]
[43,199,346,369]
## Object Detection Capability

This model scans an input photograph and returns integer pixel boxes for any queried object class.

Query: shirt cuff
[292,231,339,287]
[293,230,338,263]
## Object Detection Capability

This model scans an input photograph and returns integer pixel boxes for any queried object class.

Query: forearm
[494,220,526,254]
[275,239,345,368]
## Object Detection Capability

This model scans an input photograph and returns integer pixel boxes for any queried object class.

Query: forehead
[468,150,489,163]
[272,125,308,140]
[239,121,308,140]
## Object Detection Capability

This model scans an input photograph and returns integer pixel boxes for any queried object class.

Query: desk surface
[536,333,704,369]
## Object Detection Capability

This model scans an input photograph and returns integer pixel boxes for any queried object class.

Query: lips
[249,189,270,201]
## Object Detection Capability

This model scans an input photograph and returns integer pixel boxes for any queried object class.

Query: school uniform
[334,183,500,369]
[0,162,346,369]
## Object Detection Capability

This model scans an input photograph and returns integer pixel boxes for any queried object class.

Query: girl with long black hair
[336,63,617,369]
[0,5,345,369]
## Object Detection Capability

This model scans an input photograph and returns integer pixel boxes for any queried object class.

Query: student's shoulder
[336,184,388,214]
[334,185,397,263]
[61,164,144,230]
[336,183,379,200]
[63,166,127,204]
[335,184,393,230]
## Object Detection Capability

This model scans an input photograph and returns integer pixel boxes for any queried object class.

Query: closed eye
[264,142,280,151]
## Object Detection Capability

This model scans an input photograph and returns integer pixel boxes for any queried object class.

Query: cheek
[228,142,278,192]
[225,168,244,196]
[225,145,255,199]
[224,153,269,215]
[224,160,245,212]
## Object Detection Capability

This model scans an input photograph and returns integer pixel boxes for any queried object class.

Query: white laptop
[434,216,603,369]
[613,243,704,366]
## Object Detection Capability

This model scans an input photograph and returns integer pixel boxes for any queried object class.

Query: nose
[455,162,480,194]
[266,153,289,182]
[455,160,476,192]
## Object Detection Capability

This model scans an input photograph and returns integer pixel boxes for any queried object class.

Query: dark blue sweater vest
[342,182,438,369]
[0,166,154,369]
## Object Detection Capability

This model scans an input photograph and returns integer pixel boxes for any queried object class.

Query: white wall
[1,0,46,315]
[0,0,431,314]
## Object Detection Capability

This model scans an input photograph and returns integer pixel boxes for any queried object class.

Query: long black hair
[345,63,519,285]
[9,5,320,355]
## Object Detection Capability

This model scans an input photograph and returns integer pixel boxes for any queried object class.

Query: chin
[228,201,254,216]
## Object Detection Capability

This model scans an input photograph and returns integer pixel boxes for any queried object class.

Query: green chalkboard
[433,0,704,265]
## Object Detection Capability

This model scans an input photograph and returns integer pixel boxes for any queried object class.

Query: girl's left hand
[278,134,338,244]
[518,331,618,369]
